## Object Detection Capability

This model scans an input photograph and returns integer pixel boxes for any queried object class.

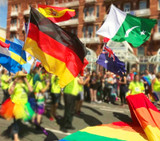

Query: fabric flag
[142,76,151,86]
[79,58,89,76]
[38,4,75,23]
[0,36,5,42]
[23,8,86,88]
[60,93,160,141]
[14,38,24,47]
[0,41,11,71]
[126,94,160,141]
[96,4,156,47]
[0,41,21,73]
[96,46,125,76]
[14,38,35,73]
[5,40,26,73]
[60,122,148,141]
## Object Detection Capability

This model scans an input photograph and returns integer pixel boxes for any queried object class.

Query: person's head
[134,74,140,82]
[156,72,160,79]
[92,71,96,76]
[14,71,27,83]
[41,67,46,74]
[122,72,127,76]
[145,69,149,75]
[1,69,8,75]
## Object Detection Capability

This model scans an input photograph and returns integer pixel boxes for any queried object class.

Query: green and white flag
[96,4,157,47]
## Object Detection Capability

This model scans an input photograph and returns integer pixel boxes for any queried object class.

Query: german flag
[23,8,86,88]
[38,4,75,23]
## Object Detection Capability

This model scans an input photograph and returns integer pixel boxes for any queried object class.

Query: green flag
[96,4,157,47]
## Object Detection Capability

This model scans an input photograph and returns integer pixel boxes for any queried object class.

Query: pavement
[0,89,131,141]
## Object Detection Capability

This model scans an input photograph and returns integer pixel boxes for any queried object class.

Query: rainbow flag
[126,94,160,141]
[60,93,160,141]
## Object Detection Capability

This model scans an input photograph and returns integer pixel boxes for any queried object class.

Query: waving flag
[102,46,115,61]
[0,40,22,73]
[96,5,156,47]
[79,58,89,76]
[142,76,151,86]
[97,46,125,76]
[38,4,75,23]
[23,8,86,87]
[5,40,26,65]
[14,38,35,73]
[60,94,160,141]
[126,94,160,141]
[0,36,5,42]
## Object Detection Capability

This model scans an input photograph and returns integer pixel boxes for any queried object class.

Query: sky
[0,0,8,28]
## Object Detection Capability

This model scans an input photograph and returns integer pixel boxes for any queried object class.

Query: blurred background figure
[0,69,11,104]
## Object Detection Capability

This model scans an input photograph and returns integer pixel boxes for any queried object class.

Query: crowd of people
[0,64,160,141]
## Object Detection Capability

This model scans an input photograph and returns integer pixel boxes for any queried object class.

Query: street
[0,89,131,141]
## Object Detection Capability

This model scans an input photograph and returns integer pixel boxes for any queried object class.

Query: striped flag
[0,41,23,73]
[23,8,86,87]
[60,93,160,141]
[38,4,75,23]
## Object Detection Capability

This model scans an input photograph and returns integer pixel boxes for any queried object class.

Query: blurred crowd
[0,64,160,141]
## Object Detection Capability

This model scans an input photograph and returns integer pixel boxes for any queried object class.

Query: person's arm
[151,78,156,92]
[41,80,50,93]
[119,77,127,84]
[128,82,132,94]
[78,76,90,85]
[8,79,17,95]
[24,77,33,92]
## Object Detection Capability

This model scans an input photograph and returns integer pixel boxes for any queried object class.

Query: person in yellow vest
[33,73,50,130]
[128,74,145,95]
[75,75,90,114]
[50,74,61,121]
[151,72,160,104]
[0,71,35,141]
[60,77,80,132]
[1,69,11,104]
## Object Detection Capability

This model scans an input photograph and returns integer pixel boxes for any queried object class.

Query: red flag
[0,40,10,48]
[80,58,89,76]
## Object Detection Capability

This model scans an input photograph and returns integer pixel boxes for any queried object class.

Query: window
[10,33,16,40]
[158,20,160,32]
[96,25,99,37]
[74,9,78,18]
[96,5,99,17]
[88,26,93,37]
[88,7,94,16]
[123,3,131,12]
[83,27,86,38]
[83,26,94,38]
[138,46,145,56]
[71,28,77,35]
[139,1,147,9]
[149,64,154,73]
[11,18,17,26]
[84,7,94,17]
[15,4,18,11]
[140,64,147,72]
[83,8,87,17]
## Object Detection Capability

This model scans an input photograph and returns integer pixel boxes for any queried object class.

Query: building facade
[6,0,160,73]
